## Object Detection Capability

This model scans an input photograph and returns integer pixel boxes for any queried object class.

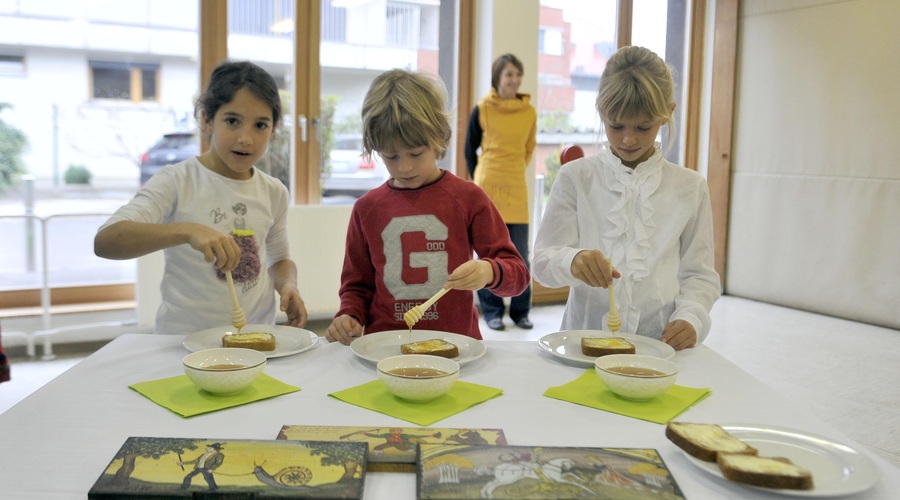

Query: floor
[2,295,898,470]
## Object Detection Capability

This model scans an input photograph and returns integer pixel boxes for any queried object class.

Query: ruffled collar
[598,142,664,323]
[481,89,532,111]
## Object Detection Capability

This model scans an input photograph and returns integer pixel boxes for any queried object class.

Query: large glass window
[0,0,698,311]
[0,0,199,309]
[535,0,691,218]
[227,0,293,193]
[535,0,617,215]
[317,0,445,204]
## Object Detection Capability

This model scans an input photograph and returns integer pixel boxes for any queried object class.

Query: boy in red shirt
[325,69,529,344]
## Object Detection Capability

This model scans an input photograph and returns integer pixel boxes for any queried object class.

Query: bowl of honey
[594,354,678,401]
[183,348,267,395]
[377,354,459,402]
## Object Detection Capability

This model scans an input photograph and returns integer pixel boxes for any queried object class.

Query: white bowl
[377,354,459,402]
[183,348,267,395]
[594,354,678,401]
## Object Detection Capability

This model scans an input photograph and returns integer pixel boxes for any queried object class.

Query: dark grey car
[139,132,198,185]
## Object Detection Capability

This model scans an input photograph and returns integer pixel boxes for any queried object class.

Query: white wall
[725,0,900,329]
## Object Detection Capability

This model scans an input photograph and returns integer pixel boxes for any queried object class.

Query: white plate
[538,330,675,366]
[350,330,487,366]
[183,324,319,359]
[682,424,880,497]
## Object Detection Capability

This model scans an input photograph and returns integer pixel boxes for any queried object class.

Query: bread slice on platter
[400,339,459,358]
[581,336,636,357]
[717,453,814,490]
[665,422,758,462]
[222,332,276,351]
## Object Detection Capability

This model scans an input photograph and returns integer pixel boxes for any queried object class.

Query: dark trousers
[181,469,218,490]
[478,223,531,322]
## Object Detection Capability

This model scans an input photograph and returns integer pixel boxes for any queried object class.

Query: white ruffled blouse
[533,143,721,342]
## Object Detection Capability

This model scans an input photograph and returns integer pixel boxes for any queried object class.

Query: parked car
[139,132,198,185]
[139,132,388,197]
[322,134,390,197]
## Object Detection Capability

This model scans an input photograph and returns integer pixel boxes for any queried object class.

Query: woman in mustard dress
[464,54,537,330]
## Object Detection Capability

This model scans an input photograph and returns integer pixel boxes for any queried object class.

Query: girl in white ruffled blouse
[533,46,721,350]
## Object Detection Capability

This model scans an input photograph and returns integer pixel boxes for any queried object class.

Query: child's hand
[661,320,697,350]
[570,250,621,288]
[446,260,493,290]
[279,285,308,328]
[326,315,363,345]
[189,225,241,271]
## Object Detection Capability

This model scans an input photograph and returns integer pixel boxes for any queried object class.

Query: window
[386,2,420,48]
[539,27,565,56]
[90,61,160,102]
[0,54,26,75]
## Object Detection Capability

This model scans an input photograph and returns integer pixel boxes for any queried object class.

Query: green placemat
[130,373,300,418]
[329,380,502,426]
[544,369,711,424]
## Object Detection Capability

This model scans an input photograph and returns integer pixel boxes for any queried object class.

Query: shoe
[514,317,534,329]
[486,318,505,331]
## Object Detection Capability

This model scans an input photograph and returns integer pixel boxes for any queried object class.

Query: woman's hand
[661,320,697,350]
[325,314,363,345]
[570,250,621,287]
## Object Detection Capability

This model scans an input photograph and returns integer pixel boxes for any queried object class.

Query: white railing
[1,212,140,360]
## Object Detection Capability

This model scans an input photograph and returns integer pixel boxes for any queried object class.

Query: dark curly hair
[194,61,282,128]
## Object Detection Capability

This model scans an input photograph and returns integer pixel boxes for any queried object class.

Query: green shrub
[64,164,92,185]
[0,103,28,192]
[544,147,563,196]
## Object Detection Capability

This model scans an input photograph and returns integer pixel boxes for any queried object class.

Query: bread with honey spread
[665,422,758,462]
[222,332,276,351]
[400,339,459,358]
[581,336,636,357]
[717,453,814,490]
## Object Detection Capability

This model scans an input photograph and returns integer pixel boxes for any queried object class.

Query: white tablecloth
[1,334,896,498]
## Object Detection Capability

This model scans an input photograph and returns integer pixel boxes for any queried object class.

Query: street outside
[1,180,139,291]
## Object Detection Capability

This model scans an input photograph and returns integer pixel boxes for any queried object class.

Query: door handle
[298,115,307,142]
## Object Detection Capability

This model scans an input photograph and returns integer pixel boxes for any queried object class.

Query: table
[1,334,896,498]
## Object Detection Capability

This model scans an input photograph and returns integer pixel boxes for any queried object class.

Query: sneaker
[486,318,505,331]
[514,317,534,329]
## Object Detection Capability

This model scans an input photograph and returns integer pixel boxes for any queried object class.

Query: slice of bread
[717,453,814,490]
[665,422,758,462]
[400,339,459,358]
[222,332,276,351]
[581,336,636,357]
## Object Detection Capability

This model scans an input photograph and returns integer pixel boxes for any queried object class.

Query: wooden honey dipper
[225,270,246,333]
[606,257,621,334]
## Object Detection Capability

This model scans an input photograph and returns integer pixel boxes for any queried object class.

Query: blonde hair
[596,46,676,148]
[361,69,453,159]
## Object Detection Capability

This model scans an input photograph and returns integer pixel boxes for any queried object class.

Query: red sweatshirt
[336,171,529,339]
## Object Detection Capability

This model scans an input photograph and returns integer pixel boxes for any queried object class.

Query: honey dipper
[225,270,247,333]
[606,257,621,334]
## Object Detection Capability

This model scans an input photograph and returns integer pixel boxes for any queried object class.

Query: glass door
[316,0,456,205]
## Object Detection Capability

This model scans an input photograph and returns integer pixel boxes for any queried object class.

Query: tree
[108,437,199,486]
[307,441,366,482]
[255,93,338,193]
[544,146,563,196]
[0,103,28,192]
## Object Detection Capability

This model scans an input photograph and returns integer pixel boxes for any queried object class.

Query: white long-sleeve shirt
[533,144,721,343]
